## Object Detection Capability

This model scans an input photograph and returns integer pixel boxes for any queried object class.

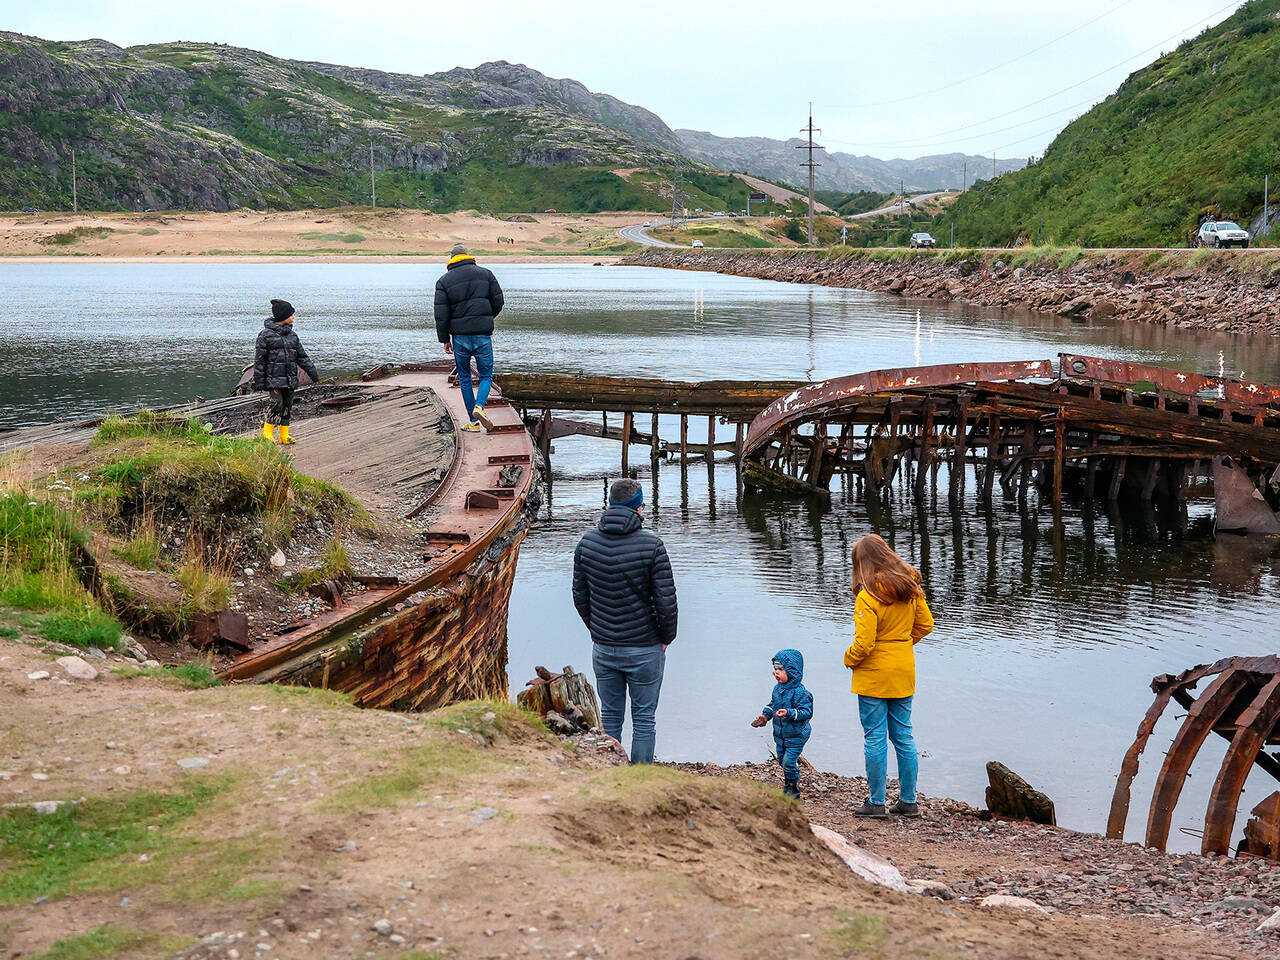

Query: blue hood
[773,648,804,685]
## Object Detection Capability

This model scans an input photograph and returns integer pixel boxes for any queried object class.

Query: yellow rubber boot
[262,422,277,442]
[279,425,295,445]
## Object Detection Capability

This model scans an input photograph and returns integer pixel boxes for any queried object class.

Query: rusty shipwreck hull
[218,362,540,711]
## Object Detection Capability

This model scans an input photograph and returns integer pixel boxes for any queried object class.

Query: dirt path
[734,174,835,213]
[0,630,1268,960]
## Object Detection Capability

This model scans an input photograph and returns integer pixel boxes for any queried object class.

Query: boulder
[55,656,98,681]
[981,894,1053,914]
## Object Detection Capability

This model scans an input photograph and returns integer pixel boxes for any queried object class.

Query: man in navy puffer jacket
[572,478,677,764]
[750,648,813,798]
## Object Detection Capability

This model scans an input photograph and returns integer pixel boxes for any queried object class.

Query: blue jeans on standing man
[592,643,665,764]
[858,694,918,806]
[451,334,493,420]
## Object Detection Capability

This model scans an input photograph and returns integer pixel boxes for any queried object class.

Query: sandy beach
[0,208,648,259]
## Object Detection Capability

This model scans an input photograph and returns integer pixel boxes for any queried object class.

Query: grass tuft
[27,924,190,960]
[0,781,223,904]
[113,662,221,689]
[828,910,888,953]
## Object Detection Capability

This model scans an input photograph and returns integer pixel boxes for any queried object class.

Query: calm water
[2,262,1278,847]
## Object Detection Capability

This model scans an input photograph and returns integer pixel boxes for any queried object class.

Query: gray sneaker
[852,801,888,819]
[890,801,921,818]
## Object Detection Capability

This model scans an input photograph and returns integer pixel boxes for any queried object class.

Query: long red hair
[851,534,922,604]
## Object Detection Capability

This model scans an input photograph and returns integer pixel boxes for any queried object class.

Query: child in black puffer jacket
[253,298,320,445]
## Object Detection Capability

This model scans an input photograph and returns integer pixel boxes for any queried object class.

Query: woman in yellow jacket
[843,534,934,819]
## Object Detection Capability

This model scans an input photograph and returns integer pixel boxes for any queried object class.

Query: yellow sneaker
[279,425,296,445]
[472,406,493,430]
[262,422,277,442]
[460,421,482,433]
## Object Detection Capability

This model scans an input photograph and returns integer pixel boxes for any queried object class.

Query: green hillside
[0,33,736,214]
[935,0,1280,247]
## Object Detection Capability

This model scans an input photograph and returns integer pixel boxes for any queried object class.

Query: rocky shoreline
[678,760,1280,954]
[623,247,1280,339]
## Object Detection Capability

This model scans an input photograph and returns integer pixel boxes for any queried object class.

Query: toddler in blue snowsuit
[750,648,813,799]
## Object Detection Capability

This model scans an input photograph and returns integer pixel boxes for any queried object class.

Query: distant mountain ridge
[675,129,1026,193]
[0,33,689,211]
[0,29,1023,214]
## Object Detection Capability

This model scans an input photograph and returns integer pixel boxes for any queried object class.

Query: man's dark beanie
[609,478,643,510]
[270,299,294,322]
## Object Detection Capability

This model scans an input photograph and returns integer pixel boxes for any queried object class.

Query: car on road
[691,239,705,247]
[544,209,557,214]
[1198,220,1250,248]
[713,211,726,217]
[642,221,652,227]
[909,232,937,248]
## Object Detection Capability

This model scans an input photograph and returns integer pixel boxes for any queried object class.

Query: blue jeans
[592,643,665,764]
[774,736,808,781]
[452,334,493,419]
[858,695,918,805]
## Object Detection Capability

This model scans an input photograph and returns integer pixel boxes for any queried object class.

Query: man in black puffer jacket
[253,298,320,445]
[434,244,504,432]
[572,478,678,764]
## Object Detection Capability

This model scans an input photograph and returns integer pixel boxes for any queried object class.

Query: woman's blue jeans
[451,334,493,417]
[857,695,918,805]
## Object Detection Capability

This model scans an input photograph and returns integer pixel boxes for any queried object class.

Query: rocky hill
[675,129,1025,193]
[0,33,689,212]
[935,0,1280,247]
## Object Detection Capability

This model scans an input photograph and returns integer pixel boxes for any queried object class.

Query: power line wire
[822,0,1141,110]
[817,0,1238,153]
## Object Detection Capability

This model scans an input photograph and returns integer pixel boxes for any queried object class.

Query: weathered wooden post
[1052,413,1065,510]
[679,414,688,464]
[621,411,633,475]
[651,413,660,462]
[706,416,715,464]
[914,398,935,500]
[950,393,969,506]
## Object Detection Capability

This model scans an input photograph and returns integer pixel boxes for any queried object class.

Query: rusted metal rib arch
[1107,655,1280,851]
[742,359,1056,460]
[1203,674,1280,855]
[1144,669,1253,851]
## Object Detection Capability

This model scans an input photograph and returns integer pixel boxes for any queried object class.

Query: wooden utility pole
[71,149,77,213]
[370,139,376,208]
[962,160,967,193]
[797,104,822,245]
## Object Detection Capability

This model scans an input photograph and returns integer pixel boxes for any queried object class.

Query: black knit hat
[270,298,294,322]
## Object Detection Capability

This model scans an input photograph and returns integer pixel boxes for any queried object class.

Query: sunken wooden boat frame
[1107,655,1280,858]
[218,362,540,712]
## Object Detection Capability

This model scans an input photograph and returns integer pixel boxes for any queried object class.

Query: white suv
[909,232,936,248]
[1197,220,1250,249]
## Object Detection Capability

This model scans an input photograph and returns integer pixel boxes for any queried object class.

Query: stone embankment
[624,248,1280,338]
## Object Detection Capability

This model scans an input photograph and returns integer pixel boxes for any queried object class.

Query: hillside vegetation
[0,34,716,214]
[936,0,1280,247]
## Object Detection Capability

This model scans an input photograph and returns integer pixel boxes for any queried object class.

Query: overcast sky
[2,0,1246,160]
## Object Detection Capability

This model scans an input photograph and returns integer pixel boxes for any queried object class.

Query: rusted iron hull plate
[1060,352,1280,406]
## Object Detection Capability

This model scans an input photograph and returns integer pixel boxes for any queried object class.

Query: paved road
[618,218,681,247]
[849,192,945,220]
